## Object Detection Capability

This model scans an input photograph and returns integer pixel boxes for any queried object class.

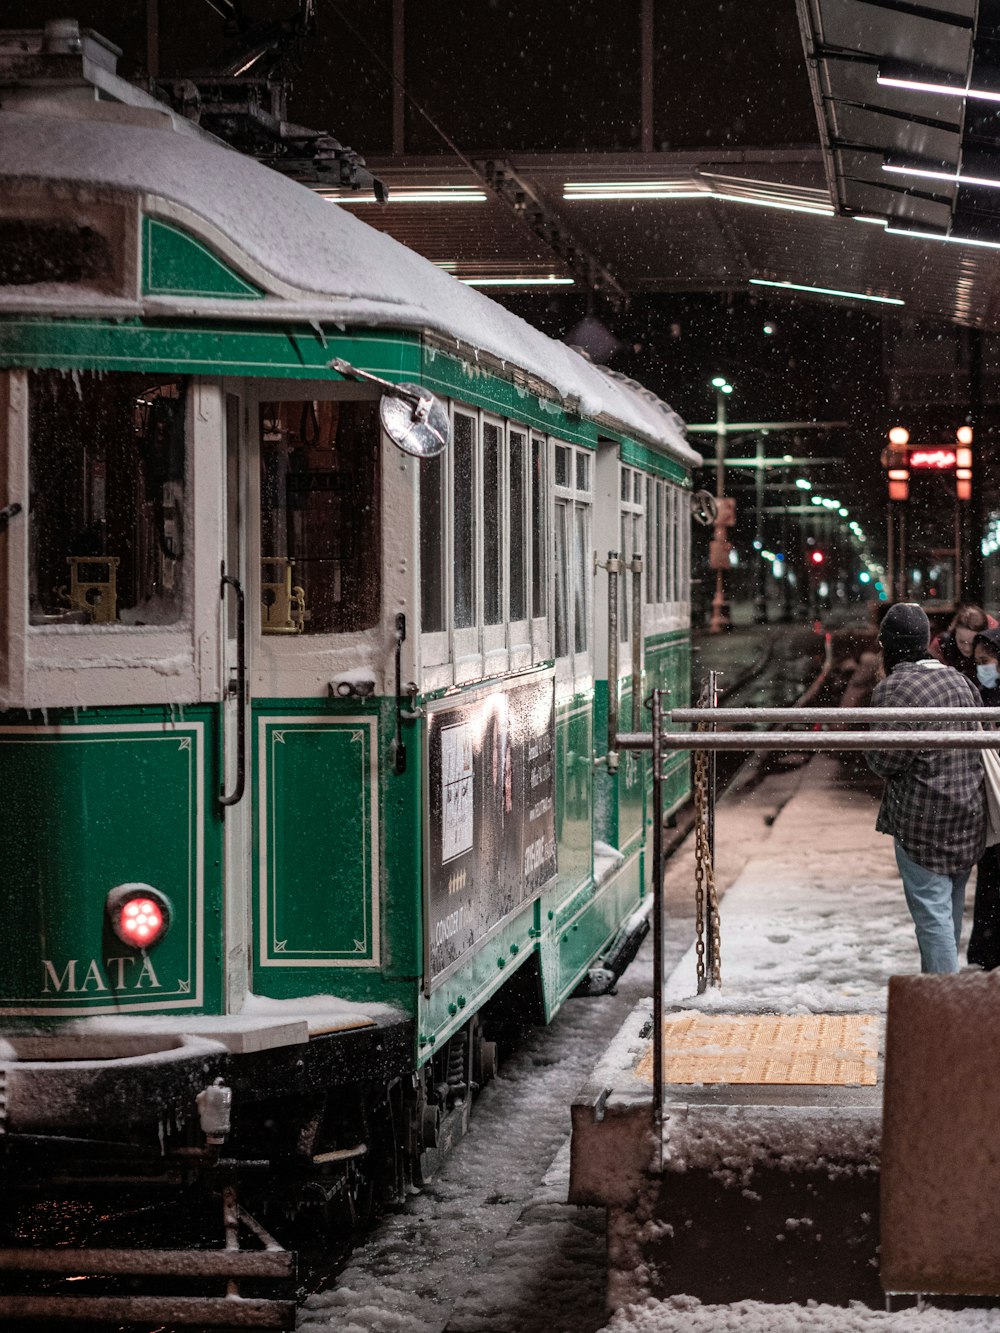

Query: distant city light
[795,478,812,490]
[763,322,776,335]
[888,426,910,446]
[859,572,871,584]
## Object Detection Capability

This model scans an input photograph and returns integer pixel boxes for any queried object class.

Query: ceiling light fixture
[885,225,1000,251]
[877,65,1000,103]
[461,276,575,286]
[749,278,904,306]
[562,183,833,217]
[327,188,488,205]
[882,160,1000,191]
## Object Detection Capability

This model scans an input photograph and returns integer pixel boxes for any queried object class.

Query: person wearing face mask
[930,604,998,683]
[967,628,1000,969]
[866,603,986,973]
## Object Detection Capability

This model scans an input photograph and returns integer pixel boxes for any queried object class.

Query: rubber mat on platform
[635,1012,878,1085]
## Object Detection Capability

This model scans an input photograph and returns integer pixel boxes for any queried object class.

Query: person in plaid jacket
[866,602,985,973]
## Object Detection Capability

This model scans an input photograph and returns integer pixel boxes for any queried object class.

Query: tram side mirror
[690,490,718,527]
[329,358,450,458]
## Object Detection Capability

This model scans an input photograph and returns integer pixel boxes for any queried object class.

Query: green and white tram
[0,20,698,1274]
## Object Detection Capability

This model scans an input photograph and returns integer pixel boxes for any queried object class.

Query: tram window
[553,442,592,662]
[509,429,527,623]
[419,450,446,633]
[650,479,658,605]
[665,486,676,601]
[554,501,569,659]
[28,371,186,628]
[259,399,380,635]
[619,465,643,643]
[531,437,547,621]
[657,482,667,602]
[483,421,503,626]
[453,411,477,629]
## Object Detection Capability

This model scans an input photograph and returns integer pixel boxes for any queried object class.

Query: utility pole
[708,380,733,633]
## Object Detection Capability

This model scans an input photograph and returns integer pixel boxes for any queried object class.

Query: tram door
[222,393,252,1010]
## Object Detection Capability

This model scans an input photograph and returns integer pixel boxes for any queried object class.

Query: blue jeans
[895,840,970,974]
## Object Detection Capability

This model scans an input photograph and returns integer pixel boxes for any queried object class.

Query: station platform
[570,752,1000,1319]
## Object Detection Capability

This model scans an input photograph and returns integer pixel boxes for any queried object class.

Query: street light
[709,378,734,633]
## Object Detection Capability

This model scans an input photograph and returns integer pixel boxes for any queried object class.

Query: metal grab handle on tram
[631,555,643,732]
[220,572,247,809]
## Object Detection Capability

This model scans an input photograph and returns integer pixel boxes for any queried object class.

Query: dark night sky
[3,1,819,155]
[8,0,989,578]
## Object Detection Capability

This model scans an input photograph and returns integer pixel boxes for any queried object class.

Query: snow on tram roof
[0,108,698,467]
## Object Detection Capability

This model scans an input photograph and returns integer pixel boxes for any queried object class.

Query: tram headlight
[106,883,171,947]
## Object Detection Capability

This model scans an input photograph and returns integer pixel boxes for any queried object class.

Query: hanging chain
[693,728,722,991]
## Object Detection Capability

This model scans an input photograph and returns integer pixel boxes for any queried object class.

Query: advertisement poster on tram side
[424,674,557,987]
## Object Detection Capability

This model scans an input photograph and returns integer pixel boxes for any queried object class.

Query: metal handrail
[619,730,1000,751]
[670,707,1000,725]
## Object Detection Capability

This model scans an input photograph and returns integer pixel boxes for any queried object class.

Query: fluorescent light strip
[877,72,1000,103]
[328,190,488,205]
[749,278,904,306]
[882,162,1000,191]
[461,276,575,286]
[563,185,833,217]
[853,215,888,225]
[885,225,1000,251]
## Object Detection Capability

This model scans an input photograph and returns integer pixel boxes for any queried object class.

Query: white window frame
[553,440,593,690]
[529,433,550,666]
[246,381,394,700]
[450,406,481,683]
[507,424,532,672]
[618,463,644,647]
[418,407,549,691]
[481,412,508,675]
[641,470,690,637]
[6,370,219,710]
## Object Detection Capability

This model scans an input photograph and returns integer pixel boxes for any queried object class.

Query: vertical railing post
[651,687,664,1150]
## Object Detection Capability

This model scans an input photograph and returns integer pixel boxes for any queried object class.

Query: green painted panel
[422,343,598,448]
[645,633,693,816]
[555,695,593,898]
[593,680,645,855]
[418,905,538,1058]
[0,315,696,480]
[143,218,264,300]
[0,718,216,1015]
[620,437,694,485]
[554,853,642,1005]
[0,318,421,381]
[256,716,377,965]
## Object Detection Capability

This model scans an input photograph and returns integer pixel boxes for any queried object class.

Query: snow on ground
[602,1295,1000,1332]
[300,754,985,1332]
[665,755,928,1013]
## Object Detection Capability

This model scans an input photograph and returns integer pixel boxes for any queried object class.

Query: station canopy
[323,0,1000,329]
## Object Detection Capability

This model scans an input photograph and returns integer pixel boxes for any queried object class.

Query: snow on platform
[570,754,931,1311]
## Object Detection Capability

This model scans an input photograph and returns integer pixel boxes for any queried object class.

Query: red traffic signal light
[810,550,825,566]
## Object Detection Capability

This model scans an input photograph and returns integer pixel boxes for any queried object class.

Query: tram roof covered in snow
[0,98,697,467]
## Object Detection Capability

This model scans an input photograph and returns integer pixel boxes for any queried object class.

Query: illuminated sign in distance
[909,449,957,469]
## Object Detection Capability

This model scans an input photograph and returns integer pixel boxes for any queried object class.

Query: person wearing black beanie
[866,603,986,973]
